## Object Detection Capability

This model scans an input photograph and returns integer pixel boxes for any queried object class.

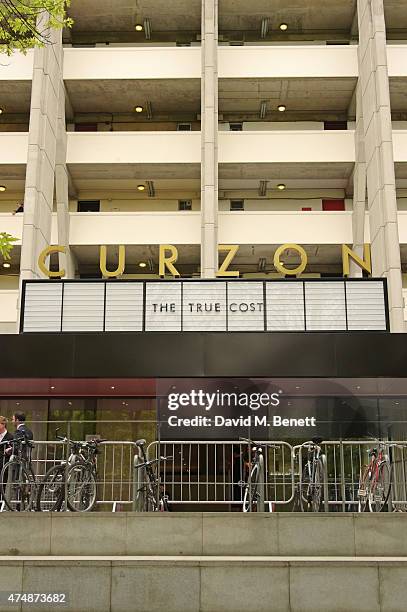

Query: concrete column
[56,81,76,278]
[350,83,367,277]
[20,18,62,280]
[200,0,218,278]
[357,0,404,331]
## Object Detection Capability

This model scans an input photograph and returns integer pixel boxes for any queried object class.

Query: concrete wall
[219,45,358,78]
[63,47,201,79]
[0,514,406,612]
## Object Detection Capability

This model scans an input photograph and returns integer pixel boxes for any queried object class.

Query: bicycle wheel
[66,463,97,512]
[1,460,36,511]
[369,461,391,512]
[311,459,324,512]
[37,465,65,512]
[300,461,322,512]
[357,465,370,512]
[243,463,260,512]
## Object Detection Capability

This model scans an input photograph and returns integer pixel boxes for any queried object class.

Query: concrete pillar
[200,0,218,278]
[357,0,404,330]
[20,18,62,280]
[56,81,76,278]
[351,83,367,277]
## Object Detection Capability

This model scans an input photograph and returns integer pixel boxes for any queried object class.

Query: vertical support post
[201,0,218,278]
[20,16,62,280]
[351,83,367,277]
[56,81,76,278]
[357,0,404,330]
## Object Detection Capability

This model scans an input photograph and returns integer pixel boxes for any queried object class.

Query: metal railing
[0,439,139,512]
[147,440,407,511]
[147,440,294,508]
[3,434,407,511]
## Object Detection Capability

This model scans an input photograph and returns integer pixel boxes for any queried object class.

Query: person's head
[12,412,26,426]
[0,416,7,434]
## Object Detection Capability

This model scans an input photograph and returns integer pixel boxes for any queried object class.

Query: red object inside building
[322,199,345,211]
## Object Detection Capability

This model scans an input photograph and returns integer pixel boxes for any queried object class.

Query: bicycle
[238,438,278,513]
[294,438,326,512]
[357,441,397,512]
[0,435,36,512]
[135,439,172,511]
[37,433,106,512]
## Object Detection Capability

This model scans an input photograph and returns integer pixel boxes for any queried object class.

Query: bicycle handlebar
[238,437,280,449]
[56,434,107,447]
[134,455,173,470]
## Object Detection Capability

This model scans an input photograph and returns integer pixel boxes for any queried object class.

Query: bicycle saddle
[136,439,146,446]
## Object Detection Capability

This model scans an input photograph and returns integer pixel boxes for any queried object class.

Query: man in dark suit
[12,412,33,442]
[0,416,13,501]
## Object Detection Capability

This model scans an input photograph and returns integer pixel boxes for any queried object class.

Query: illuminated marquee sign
[21,278,389,333]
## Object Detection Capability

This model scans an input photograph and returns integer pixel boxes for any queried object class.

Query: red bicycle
[358,442,392,512]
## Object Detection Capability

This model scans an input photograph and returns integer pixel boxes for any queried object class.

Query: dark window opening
[324,121,348,130]
[77,200,100,212]
[179,200,192,211]
[177,123,192,131]
[230,199,244,211]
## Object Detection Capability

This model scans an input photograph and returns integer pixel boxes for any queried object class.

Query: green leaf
[0,232,18,260]
[0,1,73,55]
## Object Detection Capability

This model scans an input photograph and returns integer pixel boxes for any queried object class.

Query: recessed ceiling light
[277,104,286,112]
[134,105,143,113]
[279,23,288,31]
[16,402,20,406]
[0,185,6,192]
[111,386,115,390]
[137,184,145,191]
[139,262,147,268]
[50,386,55,390]
[68,401,72,406]
[135,24,143,31]
[277,183,286,190]
[2,262,11,268]
[0,108,3,115]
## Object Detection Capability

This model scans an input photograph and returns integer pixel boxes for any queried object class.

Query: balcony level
[8,210,407,248]
[3,45,407,82]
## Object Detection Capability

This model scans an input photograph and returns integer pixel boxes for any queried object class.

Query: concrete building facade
[1,0,407,332]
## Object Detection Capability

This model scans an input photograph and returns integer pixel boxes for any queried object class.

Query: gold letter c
[38,246,66,278]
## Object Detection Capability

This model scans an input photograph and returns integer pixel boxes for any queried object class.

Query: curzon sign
[37,243,372,278]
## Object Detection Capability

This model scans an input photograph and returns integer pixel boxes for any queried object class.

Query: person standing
[0,416,13,502]
[0,416,13,470]
[12,412,33,442]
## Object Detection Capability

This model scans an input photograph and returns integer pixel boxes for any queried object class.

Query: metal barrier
[147,440,294,508]
[3,436,407,511]
[27,440,139,510]
[147,440,407,511]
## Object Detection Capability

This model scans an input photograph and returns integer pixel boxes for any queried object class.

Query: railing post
[321,452,329,513]
[63,421,70,512]
[339,441,346,512]
[258,451,265,512]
